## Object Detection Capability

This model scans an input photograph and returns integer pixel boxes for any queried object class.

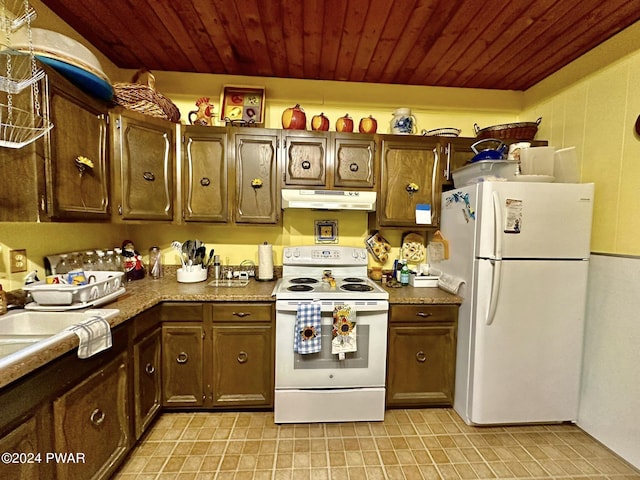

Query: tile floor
[113,409,640,480]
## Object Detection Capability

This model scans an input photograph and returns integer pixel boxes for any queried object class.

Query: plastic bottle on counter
[400,259,410,286]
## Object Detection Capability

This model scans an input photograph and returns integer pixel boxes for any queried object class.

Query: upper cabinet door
[47,76,110,220]
[111,110,175,221]
[333,134,376,188]
[377,135,441,227]
[183,126,228,222]
[282,131,328,186]
[233,131,280,224]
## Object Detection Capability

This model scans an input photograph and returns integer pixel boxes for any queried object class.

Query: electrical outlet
[10,249,27,273]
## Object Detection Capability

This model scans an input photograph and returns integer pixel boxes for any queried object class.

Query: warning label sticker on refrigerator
[504,199,523,233]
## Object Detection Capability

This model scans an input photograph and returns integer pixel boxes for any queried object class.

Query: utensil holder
[177,267,207,283]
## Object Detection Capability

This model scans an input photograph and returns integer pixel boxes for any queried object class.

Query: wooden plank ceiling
[41,0,640,91]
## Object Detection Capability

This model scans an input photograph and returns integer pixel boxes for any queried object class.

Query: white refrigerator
[440,181,594,425]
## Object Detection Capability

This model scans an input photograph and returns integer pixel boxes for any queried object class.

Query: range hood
[281,189,377,211]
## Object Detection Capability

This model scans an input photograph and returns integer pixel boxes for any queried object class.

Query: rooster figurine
[188,97,216,126]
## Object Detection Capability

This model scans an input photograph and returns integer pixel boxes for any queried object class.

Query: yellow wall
[523,22,640,255]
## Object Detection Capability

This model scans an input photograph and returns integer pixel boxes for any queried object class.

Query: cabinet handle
[416,351,427,363]
[416,312,432,318]
[232,312,251,318]
[301,160,311,170]
[143,171,156,181]
[237,351,249,363]
[90,408,105,426]
[200,177,211,187]
[176,352,189,364]
[349,162,359,172]
[145,363,155,374]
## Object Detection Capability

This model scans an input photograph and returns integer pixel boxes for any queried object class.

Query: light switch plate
[10,249,27,273]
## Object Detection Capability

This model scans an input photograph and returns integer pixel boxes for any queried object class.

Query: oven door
[275,299,389,389]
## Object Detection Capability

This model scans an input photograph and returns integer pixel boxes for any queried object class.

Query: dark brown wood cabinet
[182,125,229,222]
[0,66,110,222]
[282,130,376,190]
[282,130,328,186]
[160,300,206,407]
[333,133,376,188]
[46,72,110,220]
[133,327,162,439]
[0,405,54,480]
[232,130,280,224]
[374,135,441,228]
[162,324,205,407]
[110,108,175,221]
[210,303,274,407]
[53,352,129,480]
[386,304,457,407]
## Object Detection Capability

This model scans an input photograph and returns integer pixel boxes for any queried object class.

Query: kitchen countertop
[0,271,461,389]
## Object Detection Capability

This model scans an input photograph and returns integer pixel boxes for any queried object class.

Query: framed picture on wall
[315,220,338,244]
[220,86,265,125]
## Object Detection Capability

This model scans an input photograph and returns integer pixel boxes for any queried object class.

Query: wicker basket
[474,117,541,140]
[112,70,181,123]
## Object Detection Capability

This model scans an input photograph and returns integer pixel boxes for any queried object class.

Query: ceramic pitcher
[390,108,417,134]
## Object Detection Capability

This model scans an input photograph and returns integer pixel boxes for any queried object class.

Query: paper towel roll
[258,242,274,280]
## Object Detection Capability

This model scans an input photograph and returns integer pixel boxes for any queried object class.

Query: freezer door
[468,258,588,425]
[476,182,594,259]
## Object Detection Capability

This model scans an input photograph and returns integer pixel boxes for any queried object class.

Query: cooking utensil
[171,241,186,269]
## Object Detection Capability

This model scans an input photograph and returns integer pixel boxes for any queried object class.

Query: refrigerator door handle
[486,259,503,326]
[492,191,503,260]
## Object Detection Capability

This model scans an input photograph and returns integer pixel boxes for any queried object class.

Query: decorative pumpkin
[311,112,330,131]
[336,113,354,133]
[282,104,307,130]
[359,115,377,134]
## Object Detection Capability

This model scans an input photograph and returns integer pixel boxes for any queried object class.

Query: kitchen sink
[0,309,121,369]
[0,309,120,336]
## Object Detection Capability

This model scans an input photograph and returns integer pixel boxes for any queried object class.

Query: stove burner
[340,283,374,292]
[290,277,318,284]
[343,277,365,283]
[287,284,314,292]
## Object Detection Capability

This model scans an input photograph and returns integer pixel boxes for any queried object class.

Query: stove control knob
[360,250,367,259]
[284,248,291,258]
[352,250,359,258]
[293,248,300,257]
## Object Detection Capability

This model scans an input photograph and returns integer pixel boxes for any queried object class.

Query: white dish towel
[69,315,112,358]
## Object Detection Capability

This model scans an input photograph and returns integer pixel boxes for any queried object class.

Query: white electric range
[273,246,389,424]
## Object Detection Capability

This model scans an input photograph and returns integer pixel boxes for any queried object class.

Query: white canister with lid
[390,108,417,134]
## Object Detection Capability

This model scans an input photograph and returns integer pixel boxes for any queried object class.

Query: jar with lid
[95,250,106,270]
[103,250,116,271]
[148,246,163,279]
[55,254,70,274]
[67,253,83,271]
[113,247,124,272]
[83,250,99,271]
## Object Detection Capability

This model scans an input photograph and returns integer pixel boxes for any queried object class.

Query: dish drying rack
[0,0,52,148]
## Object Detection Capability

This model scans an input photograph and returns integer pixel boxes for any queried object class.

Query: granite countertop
[0,272,461,389]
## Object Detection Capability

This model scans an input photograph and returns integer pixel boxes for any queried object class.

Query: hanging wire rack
[0,0,52,148]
